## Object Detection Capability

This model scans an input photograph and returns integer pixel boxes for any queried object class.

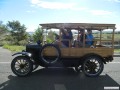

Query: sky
[0,0,120,32]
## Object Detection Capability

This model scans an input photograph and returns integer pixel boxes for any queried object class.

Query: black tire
[82,56,104,77]
[40,44,61,65]
[11,56,33,77]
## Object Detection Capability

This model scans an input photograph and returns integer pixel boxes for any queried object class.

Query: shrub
[46,38,53,43]
[0,40,11,46]
[18,40,28,46]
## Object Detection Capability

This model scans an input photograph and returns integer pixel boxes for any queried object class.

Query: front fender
[12,52,32,57]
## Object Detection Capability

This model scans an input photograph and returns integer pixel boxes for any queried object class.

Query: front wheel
[11,56,33,77]
[82,56,104,77]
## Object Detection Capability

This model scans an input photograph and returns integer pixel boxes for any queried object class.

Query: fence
[101,40,120,49]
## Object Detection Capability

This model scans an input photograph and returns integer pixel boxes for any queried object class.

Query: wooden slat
[43,47,113,58]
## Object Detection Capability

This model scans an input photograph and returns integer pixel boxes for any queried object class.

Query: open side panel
[60,47,113,58]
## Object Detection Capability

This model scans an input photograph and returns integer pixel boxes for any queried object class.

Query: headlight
[28,53,32,57]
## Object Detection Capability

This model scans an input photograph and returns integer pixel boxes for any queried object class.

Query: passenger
[61,28,73,47]
[80,30,87,42]
[86,29,94,46]
[78,29,87,47]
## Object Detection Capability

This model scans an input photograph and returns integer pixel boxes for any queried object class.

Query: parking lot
[0,47,120,90]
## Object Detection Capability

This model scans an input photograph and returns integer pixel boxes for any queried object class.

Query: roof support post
[59,29,62,47]
[112,28,115,48]
[100,29,102,45]
[83,27,85,48]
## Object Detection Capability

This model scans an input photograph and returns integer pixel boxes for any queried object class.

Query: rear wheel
[11,56,33,77]
[82,56,104,77]
[40,44,61,65]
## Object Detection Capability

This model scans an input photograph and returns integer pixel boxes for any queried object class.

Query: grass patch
[3,44,25,52]
[114,49,120,53]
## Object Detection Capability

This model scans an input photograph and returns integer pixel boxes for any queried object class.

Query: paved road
[0,47,12,62]
[0,47,120,90]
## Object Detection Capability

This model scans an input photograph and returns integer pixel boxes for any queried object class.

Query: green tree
[33,27,43,42]
[0,21,9,45]
[7,20,28,45]
[47,30,55,43]
[0,21,8,38]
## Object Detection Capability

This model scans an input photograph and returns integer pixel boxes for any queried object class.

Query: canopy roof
[40,23,116,30]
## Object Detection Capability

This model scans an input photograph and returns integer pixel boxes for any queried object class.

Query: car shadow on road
[0,68,119,90]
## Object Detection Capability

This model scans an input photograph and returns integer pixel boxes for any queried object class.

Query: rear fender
[81,53,106,64]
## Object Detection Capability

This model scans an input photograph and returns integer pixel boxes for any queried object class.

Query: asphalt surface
[0,47,120,90]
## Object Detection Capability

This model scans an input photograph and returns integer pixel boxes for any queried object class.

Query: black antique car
[11,23,116,77]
